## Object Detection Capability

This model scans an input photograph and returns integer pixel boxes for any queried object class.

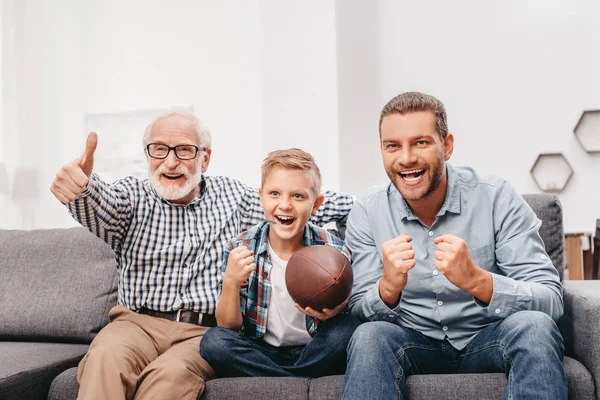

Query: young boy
[200,148,360,378]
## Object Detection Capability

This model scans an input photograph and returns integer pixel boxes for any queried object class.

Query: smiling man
[50,111,354,400]
[341,92,567,400]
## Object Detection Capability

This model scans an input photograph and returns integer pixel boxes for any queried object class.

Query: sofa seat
[0,342,88,400]
[48,356,592,400]
[307,356,593,400]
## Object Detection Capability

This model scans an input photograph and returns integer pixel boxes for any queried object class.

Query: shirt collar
[438,163,461,216]
[254,221,326,256]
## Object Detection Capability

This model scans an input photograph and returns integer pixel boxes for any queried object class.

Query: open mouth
[399,169,425,182]
[275,215,296,226]
[163,174,185,180]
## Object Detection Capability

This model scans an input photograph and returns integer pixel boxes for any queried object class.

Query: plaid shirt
[223,221,350,339]
[67,173,354,314]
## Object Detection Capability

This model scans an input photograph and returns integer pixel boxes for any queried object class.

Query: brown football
[285,245,353,310]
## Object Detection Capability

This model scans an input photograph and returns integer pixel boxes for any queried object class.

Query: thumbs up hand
[78,131,97,177]
[50,132,98,204]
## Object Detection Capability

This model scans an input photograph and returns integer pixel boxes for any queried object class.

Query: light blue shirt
[347,164,563,350]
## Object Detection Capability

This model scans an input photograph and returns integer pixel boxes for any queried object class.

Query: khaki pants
[77,305,214,400]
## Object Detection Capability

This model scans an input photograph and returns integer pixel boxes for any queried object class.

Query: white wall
[339,0,600,233]
[1,0,341,229]
[2,0,599,234]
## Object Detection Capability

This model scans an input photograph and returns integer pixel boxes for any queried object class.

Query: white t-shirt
[262,244,312,347]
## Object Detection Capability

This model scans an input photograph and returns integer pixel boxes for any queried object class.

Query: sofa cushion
[0,342,88,400]
[203,377,309,400]
[522,194,565,281]
[48,367,79,400]
[0,227,118,343]
[307,356,591,400]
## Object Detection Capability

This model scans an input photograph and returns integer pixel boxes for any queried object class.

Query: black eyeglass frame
[146,143,205,160]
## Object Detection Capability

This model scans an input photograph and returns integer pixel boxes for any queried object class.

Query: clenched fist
[379,233,415,306]
[50,132,97,203]
[433,234,493,303]
[223,246,257,288]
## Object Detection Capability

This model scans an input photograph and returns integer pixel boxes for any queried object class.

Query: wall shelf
[530,153,573,192]
[574,110,600,153]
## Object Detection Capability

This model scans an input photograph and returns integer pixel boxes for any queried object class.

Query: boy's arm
[215,241,255,330]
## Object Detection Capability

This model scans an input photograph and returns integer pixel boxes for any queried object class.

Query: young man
[342,92,567,399]
[200,149,361,377]
[49,112,354,400]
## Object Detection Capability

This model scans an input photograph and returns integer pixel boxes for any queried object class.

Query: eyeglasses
[146,143,204,160]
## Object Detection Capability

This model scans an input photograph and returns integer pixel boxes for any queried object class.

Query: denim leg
[283,313,362,377]
[458,311,567,400]
[342,321,447,400]
[200,326,294,377]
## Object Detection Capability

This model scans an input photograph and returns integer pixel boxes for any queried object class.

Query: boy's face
[259,167,324,246]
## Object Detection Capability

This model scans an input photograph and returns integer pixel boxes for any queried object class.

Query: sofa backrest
[523,193,565,281]
[0,227,118,343]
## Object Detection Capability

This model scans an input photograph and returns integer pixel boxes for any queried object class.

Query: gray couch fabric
[0,228,118,343]
[0,342,88,400]
[0,227,118,399]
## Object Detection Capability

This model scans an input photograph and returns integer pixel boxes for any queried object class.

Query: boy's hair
[261,148,322,197]
[379,91,448,140]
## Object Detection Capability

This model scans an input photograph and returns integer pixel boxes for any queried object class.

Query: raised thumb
[79,132,98,177]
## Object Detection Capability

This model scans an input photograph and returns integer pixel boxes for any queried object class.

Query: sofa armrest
[561,280,600,399]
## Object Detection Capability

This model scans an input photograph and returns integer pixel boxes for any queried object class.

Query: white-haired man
[50,111,354,400]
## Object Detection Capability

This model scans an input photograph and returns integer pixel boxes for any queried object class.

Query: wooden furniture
[565,231,598,280]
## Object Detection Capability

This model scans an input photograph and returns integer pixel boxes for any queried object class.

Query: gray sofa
[0,194,598,399]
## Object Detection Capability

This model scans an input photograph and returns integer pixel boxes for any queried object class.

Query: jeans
[342,311,567,400]
[201,313,361,378]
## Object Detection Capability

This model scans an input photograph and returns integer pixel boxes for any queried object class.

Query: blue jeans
[201,313,361,378]
[342,311,567,400]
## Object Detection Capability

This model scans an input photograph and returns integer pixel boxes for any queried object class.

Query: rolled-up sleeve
[487,182,564,321]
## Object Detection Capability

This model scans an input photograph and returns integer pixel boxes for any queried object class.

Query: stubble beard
[387,154,446,202]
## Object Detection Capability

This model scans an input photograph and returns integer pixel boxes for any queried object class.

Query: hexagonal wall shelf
[530,153,573,192]
[574,110,600,152]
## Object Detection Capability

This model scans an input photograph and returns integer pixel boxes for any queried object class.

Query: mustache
[155,164,190,177]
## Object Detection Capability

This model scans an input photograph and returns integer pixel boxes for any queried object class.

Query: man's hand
[222,246,256,288]
[433,234,493,303]
[50,132,98,203]
[294,293,350,321]
[379,233,415,307]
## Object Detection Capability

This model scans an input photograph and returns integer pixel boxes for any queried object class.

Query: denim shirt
[346,164,563,350]
[221,221,350,339]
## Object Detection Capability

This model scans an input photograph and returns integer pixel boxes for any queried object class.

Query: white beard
[149,163,203,201]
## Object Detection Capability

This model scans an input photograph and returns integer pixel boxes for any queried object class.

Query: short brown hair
[379,92,448,140]
[261,148,322,196]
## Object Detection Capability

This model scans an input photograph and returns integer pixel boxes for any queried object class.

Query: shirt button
[428,231,434,237]
[540,255,547,260]
[442,326,448,332]
[495,308,501,314]
[433,270,439,276]
[183,263,188,268]
[388,314,394,319]
[437,300,444,306]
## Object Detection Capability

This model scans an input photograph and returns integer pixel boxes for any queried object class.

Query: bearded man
[342,92,566,400]
[50,111,354,400]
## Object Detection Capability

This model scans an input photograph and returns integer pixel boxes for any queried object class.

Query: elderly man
[50,111,354,400]
[342,92,566,399]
